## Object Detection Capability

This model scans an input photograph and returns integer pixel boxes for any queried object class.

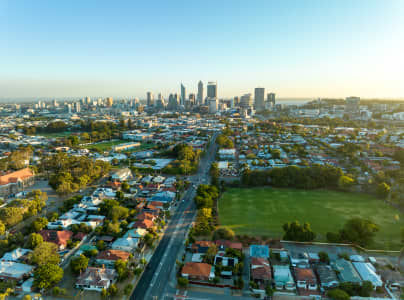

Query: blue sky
[1,0,403,99]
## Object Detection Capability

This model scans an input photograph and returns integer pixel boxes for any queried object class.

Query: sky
[1,0,404,100]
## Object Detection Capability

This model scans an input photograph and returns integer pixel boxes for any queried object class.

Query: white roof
[0,261,34,279]
[352,262,383,287]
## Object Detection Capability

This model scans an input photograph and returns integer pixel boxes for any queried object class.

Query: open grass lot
[87,139,129,151]
[34,131,77,138]
[219,187,404,250]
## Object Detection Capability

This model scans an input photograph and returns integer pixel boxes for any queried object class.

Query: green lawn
[87,140,129,151]
[219,187,404,250]
[34,132,76,138]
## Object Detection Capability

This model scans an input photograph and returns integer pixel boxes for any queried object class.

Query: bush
[177,277,189,288]
[327,288,350,300]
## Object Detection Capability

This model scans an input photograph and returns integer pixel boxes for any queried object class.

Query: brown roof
[0,168,34,185]
[39,230,73,246]
[251,258,272,280]
[136,212,156,221]
[133,219,154,229]
[96,249,130,261]
[215,240,243,251]
[182,262,212,278]
[295,267,316,281]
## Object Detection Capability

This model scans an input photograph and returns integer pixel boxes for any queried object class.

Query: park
[218,187,404,250]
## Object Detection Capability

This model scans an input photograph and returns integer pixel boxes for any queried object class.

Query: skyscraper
[240,93,253,109]
[267,93,276,106]
[167,93,180,110]
[254,87,265,112]
[106,97,113,107]
[197,80,204,105]
[147,92,154,107]
[207,81,217,99]
[180,83,186,106]
[189,93,196,105]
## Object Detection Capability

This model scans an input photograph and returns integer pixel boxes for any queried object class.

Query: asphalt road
[130,132,218,300]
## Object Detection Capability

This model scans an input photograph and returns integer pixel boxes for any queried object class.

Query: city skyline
[1,0,404,99]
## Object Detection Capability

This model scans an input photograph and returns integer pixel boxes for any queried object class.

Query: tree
[22,295,32,300]
[318,251,330,264]
[115,259,129,281]
[96,240,106,251]
[70,255,89,275]
[376,182,390,199]
[33,217,48,232]
[177,277,189,288]
[338,175,354,191]
[266,285,274,297]
[30,242,60,266]
[124,284,133,295]
[283,221,316,242]
[34,263,64,290]
[327,288,350,300]
[0,220,5,235]
[107,284,118,296]
[26,233,44,249]
[212,227,235,241]
[110,205,129,221]
[203,245,218,264]
[338,217,379,247]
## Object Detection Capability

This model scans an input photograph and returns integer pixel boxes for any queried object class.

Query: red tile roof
[182,262,212,278]
[0,168,34,185]
[39,230,73,247]
[96,249,130,261]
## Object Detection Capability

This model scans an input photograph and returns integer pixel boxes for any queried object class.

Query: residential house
[315,265,339,289]
[123,228,147,239]
[290,251,309,267]
[75,267,117,291]
[1,248,31,263]
[352,262,383,288]
[111,168,132,182]
[110,237,139,253]
[150,191,176,203]
[181,262,214,281]
[132,219,154,230]
[250,257,272,291]
[295,267,318,291]
[273,265,295,290]
[0,168,35,197]
[96,250,131,267]
[0,261,33,282]
[191,241,214,254]
[39,230,73,250]
[332,259,362,284]
[215,240,243,252]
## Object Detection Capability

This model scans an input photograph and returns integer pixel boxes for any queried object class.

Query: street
[130,132,218,300]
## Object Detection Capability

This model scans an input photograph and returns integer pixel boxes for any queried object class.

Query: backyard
[218,187,404,250]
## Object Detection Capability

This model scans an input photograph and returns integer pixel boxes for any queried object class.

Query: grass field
[87,140,129,151]
[34,132,77,138]
[219,187,404,250]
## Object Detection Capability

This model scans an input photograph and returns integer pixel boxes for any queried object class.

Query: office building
[181,83,186,106]
[156,93,165,110]
[106,97,113,107]
[240,93,253,109]
[209,98,218,114]
[197,80,204,105]
[74,102,81,113]
[147,92,154,107]
[167,93,180,110]
[254,87,265,112]
[189,93,196,105]
[234,96,240,106]
[207,81,217,99]
[345,96,360,112]
[267,93,276,106]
